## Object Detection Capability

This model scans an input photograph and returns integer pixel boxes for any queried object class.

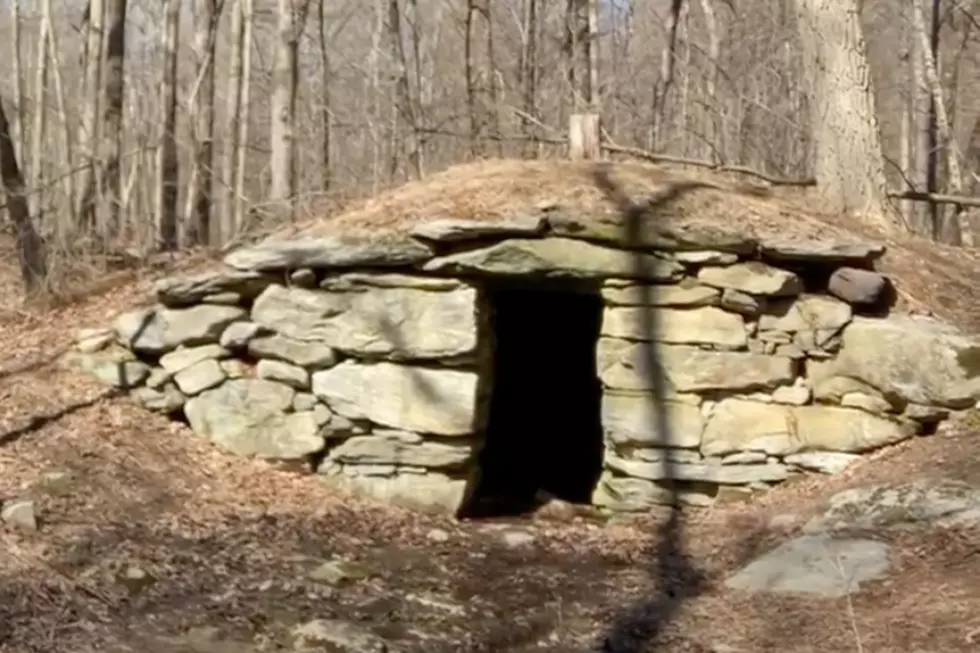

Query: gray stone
[601,306,746,349]
[803,479,980,534]
[546,213,757,253]
[784,452,861,475]
[132,383,186,412]
[75,328,114,353]
[64,347,151,389]
[725,535,891,598]
[219,321,265,349]
[422,237,684,280]
[720,288,762,315]
[248,333,338,369]
[257,359,310,390]
[159,344,229,374]
[288,268,317,288]
[114,304,246,354]
[184,379,325,459]
[250,283,479,361]
[312,361,480,436]
[325,431,476,469]
[771,378,811,405]
[155,269,276,307]
[292,392,321,412]
[591,471,715,510]
[220,359,249,379]
[173,359,227,395]
[1,499,37,531]
[600,279,720,307]
[828,267,888,305]
[721,451,768,465]
[606,455,789,484]
[903,403,949,423]
[320,272,462,291]
[697,262,802,296]
[225,235,433,271]
[318,468,473,515]
[841,392,893,413]
[701,399,914,456]
[809,316,980,409]
[672,250,740,265]
[759,239,886,264]
[598,339,795,393]
[409,216,547,242]
[758,294,852,348]
[291,618,395,653]
[308,559,374,586]
[601,390,704,448]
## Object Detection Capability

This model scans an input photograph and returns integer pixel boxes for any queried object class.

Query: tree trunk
[0,99,46,293]
[269,0,311,218]
[185,0,223,246]
[155,0,180,251]
[234,0,254,232]
[317,0,332,191]
[220,0,245,243]
[650,0,683,151]
[76,0,104,232]
[386,0,421,178]
[912,0,963,244]
[44,0,75,229]
[518,0,539,156]
[97,0,127,238]
[29,8,50,223]
[10,1,25,162]
[794,0,903,233]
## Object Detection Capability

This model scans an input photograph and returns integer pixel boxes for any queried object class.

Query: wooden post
[568,113,601,160]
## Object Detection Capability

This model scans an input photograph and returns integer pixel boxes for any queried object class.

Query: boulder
[601,306,746,349]
[173,359,227,395]
[133,383,186,412]
[701,399,915,456]
[224,236,433,271]
[319,272,463,291]
[409,216,547,242]
[155,270,276,307]
[250,283,478,360]
[159,344,229,374]
[719,288,762,316]
[598,339,795,393]
[257,359,310,389]
[312,361,481,436]
[784,451,862,475]
[672,250,740,265]
[600,279,720,307]
[422,237,684,280]
[725,534,891,598]
[591,471,715,510]
[184,378,324,459]
[601,390,704,448]
[114,304,246,354]
[811,316,980,408]
[325,431,476,469]
[827,267,888,305]
[62,346,151,389]
[697,262,802,296]
[219,321,266,349]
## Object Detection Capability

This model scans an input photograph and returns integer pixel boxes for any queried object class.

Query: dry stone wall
[64,216,980,516]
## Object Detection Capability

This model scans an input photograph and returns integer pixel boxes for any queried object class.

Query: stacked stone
[64,213,980,515]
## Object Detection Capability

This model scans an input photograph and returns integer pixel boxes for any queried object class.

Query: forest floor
[2,160,980,652]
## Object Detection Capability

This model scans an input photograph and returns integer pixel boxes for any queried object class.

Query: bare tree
[76,0,105,231]
[155,0,181,251]
[386,0,422,179]
[220,0,246,241]
[233,0,254,231]
[518,0,539,156]
[0,98,47,293]
[795,0,903,233]
[29,4,51,223]
[269,0,312,217]
[185,0,224,246]
[651,0,684,151]
[317,0,333,191]
[9,0,25,161]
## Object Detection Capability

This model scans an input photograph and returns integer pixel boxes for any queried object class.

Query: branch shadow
[0,388,122,447]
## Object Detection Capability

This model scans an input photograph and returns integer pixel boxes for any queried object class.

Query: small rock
[308,559,375,586]
[426,528,450,542]
[173,359,227,395]
[784,451,861,475]
[720,288,762,316]
[116,565,156,595]
[291,618,394,653]
[500,530,535,547]
[828,267,888,305]
[257,359,310,390]
[219,321,265,349]
[1,499,37,531]
[288,268,318,288]
[772,378,811,406]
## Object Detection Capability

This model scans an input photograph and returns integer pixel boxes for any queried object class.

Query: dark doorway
[464,280,605,517]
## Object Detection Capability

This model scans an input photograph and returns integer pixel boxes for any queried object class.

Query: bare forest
[0,0,978,294]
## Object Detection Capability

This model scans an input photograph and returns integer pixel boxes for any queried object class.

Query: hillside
[1,159,979,653]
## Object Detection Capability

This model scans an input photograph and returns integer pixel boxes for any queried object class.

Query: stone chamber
[64,210,980,518]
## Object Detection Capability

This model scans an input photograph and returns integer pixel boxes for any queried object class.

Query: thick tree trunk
[220,0,245,242]
[0,99,46,293]
[76,0,104,230]
[795,0,903,234]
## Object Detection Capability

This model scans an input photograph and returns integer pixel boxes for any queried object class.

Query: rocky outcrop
[64,217,980,516]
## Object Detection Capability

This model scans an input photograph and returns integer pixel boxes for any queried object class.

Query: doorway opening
[463,279,605,518]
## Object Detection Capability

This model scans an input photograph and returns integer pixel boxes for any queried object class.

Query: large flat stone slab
[250,283,478,360]
[312,361,481,436]
[598,338,795,393]
[725,535,891,598]
[701,399,915,456]
[114,305,247,354]
[546,213,757,253]
[601,306,746,349]
[601,390,704,448]
[224,236,433,271]
[422,237,684,280]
